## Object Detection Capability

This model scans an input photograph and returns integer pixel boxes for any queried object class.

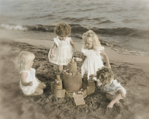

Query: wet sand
[0,33,149,119]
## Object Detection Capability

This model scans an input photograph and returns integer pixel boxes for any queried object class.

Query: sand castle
[63,58,82,92]
[51,58,96,106]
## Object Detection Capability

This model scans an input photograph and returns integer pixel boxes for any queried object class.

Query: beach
[0,0,149,118]
[0,29,149,119]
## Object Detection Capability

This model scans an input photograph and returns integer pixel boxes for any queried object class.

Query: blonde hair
[82,30,101,50]
[96,67,114,84]
[17,51,35,71]
[54,22,71,37]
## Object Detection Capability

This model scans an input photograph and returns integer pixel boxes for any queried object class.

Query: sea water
[0,0,149,56]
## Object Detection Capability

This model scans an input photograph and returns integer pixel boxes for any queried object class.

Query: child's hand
[74,57,83,62]
[73,49,77,52]
[50,54,55,58]
[96,81,102,86]
[107,64,111,69]
[29,81,33,86]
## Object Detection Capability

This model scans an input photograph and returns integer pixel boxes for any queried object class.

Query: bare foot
[107,101,120,108]
[107,103,114,108]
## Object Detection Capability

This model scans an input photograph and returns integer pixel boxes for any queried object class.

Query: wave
[1,23,149,38]
[1,24,27,30]
[62,17,86,22]
[91,27,149,38]
[110,43,149,56]
[25,14,54,20]
[99,39,149,56]
[25,24,88,33]
[26,24,149,39]
[0,23,148,56]
[112,47,149,56]
[99,20,114,24]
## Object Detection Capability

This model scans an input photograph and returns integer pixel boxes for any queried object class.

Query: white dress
[20,68,40,95]
[102,79,126,97]
[81,46,104,80]
[48,37,73,65]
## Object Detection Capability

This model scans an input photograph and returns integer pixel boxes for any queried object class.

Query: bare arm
[75,53,86,62]
[100,50,111,68]
[20,72,32,86]
[70,39,76,52]
[50,43,57,58]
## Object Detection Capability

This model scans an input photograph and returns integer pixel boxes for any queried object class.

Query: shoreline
[1,33,149,73]
[0,28,148,76]
[0,28,149,57]
[1,37,149,77]
[14,37,149,64]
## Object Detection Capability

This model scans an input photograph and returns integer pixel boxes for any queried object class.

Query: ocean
[0,0,149,56]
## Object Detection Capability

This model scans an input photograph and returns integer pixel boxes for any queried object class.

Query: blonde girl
[17,51,46,96]
[48,22,76,72]
[96,67,126,108]
[76,30,111,83]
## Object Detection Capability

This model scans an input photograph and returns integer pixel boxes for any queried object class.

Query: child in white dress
[17,51,46,96]
[48,22,76,72]
[75,30,111,83]
[96,67,126,108]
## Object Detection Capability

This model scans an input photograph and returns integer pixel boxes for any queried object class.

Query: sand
[0,32,149,119]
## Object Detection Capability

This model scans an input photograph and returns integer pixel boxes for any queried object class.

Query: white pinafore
[20,68,39,95]
[81,46,105,80]
[48,37,73,65]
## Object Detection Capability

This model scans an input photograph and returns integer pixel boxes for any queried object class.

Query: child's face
[30,59,34,68]
[85,41,93,49]
[101,77,112,85]
[59,36,67,40]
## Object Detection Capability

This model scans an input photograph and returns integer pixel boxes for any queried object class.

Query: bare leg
[106,93,120,104]
[107,93,121,108]
[38,82,46,89]
[58,65,63,73]
[118,88,126,98]
[107,89,126,108]
[106,93,113,101]
[26,88,43,96]
[32,88,43,96]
